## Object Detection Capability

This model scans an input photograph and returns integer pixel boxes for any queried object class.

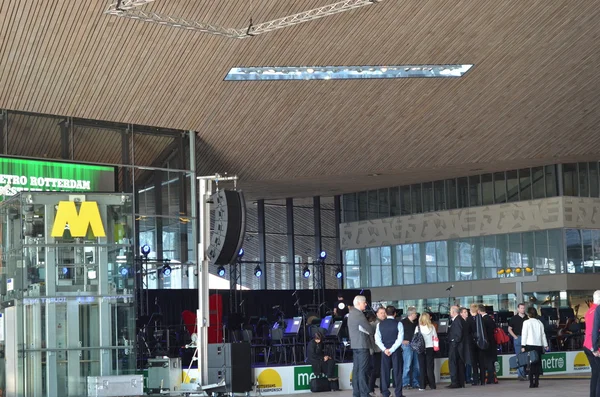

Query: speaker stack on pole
[207,189,246,267]
[207,343,253,393]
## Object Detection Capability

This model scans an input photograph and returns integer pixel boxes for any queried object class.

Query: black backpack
[410,326,426,354]
[475,314,489,350]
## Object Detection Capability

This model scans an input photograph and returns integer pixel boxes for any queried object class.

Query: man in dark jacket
[348,295,374,397]
[447,306,469,388]
[478,304,498,385]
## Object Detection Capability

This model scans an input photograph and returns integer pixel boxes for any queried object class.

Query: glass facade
[342,165,560,222]
[344,230,564,288]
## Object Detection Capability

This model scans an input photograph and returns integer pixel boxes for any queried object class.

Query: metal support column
[178,134,189,263]
[189,131,197,269]
[153,171,164,262]
[334,195,343,288]
[59,119,70,159]
[122,129,131,193]
[257,200,267,290]
[0,109,7,154]
[557,164,564,197]
[197,178,212,387]
[286,198,296,288]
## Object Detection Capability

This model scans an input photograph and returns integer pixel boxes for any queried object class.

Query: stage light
[217,265,226,277]
[62,267,69,275]
[119,266,129,277]
[162,264,172,277]
[254,265,262,278]
[335,267,343,279]
[302,266,311,278]
[337,302,346,310]
[141,244,151,257]
[238,248,245,258]
[319,251,327,260]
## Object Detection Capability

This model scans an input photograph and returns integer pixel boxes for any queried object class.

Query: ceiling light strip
[224,65,474,81]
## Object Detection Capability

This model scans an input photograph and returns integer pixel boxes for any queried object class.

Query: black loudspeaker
[208,343,252,393]
[208,190,246,266]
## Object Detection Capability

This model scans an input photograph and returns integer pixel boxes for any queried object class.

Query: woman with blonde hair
[415,312,437,390]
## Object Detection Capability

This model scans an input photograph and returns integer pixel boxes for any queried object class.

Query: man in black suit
[447,306,469,388]
[477,304,498,385]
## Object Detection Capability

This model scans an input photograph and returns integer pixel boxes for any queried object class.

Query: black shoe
[447,384,461,389]
[471,383,478,386]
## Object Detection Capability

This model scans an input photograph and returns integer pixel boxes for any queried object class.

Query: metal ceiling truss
[106,0,382,38]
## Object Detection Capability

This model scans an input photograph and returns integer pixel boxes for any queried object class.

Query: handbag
[511,350,541,368]
[433,335,440,352]
[410,326,426,354]
[310,377,330,393]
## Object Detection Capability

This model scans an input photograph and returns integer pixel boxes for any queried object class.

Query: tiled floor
[289,378,589,397]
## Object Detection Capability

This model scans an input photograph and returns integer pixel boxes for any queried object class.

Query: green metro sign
[294,365,338,391]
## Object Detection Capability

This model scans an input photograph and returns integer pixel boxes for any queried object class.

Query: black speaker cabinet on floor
[208,190,246,266]
[208,343,252,393]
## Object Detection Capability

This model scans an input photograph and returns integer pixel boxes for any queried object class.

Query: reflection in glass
[532,167,546,199]
[519,168,532,201]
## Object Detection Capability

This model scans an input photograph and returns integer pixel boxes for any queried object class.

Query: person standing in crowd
[375,306,405,397]
[348,295,374,397]
[415,312,437,391]
[369,307,386,396]
[459,307,473,385]
[307,331,339,390]
[468,304,481,386]
[584,290,600,397]
[521,307,548,388]
[478,304,497,385]
[508,303,528,381]
[447,306,467,388]
[401,307,420,389]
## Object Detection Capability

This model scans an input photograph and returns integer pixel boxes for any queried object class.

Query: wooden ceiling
[1,0,600,199]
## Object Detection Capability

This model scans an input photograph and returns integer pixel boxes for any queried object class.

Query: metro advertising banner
[182,351,591,396]
[0,157,115,198]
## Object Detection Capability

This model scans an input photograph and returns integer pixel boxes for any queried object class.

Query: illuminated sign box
[0,157,115,199]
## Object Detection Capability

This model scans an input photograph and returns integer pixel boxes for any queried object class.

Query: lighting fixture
[87,269,98,280]
[162,264,172,277]
[319,251,327,260]
[335,267,343,279]
[141,244,151,257]
[119,266,129,277]
[106,0,382,39]
[224,65,473,81]
[254,265,263,278]
[302,266,311,278]
[238,248,245,258]
[337,301,346,310]
[217,265,226,277]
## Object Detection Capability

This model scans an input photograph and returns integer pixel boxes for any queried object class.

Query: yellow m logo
[51,201,106,238]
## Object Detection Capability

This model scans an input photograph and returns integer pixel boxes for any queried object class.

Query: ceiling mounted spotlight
[141,244,151,257]
[302,266,311,278]
[238,248,245,258]
[254,265,263,278]
[119,266,129,277]
[217,265,226,277]
[319,251,327,260]
[162,263,172,277]
[335,267,343,279]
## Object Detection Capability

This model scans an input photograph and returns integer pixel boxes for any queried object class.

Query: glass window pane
[522,232,535,272]
[436,241,447,266]
[457,177,469,208]
[534,231,550,275]
[437,267,449,282]
[592,230,600,272]
[370,266,382,287]
[400,186,411,215]
[562,164,578,196]
[582,229,593,273]
[368,247,381,266]
[456,239,474,281]
[470,175,483,206]
[508,233,522,269]
[446,179,458,209]
[368,190,378,219]
[494,172,507,203]
[496,234,508,268]
[358,191,368,220]
[482,236,497,268]
[378,188,390,218]
[422,182,433,213]
[411,184,422,214]
[532,167,546,199]
[579,163,590,198]
[506,170,519,202]
[390,187,401,216]
[545,165,558,197]
[434,180,445,211]
[343,193,357,222]
[404,266,415,285]
[519,168,532,201]
[481,174,493,205]
[566,229,581,273]
[381,266,393,286]
[590,163,600,197]
[344,250,361,288]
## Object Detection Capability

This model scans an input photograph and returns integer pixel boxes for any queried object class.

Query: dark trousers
[314,359,336,378]
[525,345,543,386]
[369,352,382,392]
[381,350,403,397]
[584,348,600,397]
[448,343,465,387]
[478,350,495,384]
[470,344,480,384]
[418,348,436,390]
[352,349,371,397]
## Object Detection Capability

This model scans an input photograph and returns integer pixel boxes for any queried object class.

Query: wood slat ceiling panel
[1,0,599,199]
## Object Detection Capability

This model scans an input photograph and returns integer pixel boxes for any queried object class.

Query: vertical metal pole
[515,281,523,307]
[189,131,197,270]
[286,198,296,289]
[257,200,267,290]
[556,164,564,197]
[154,171,164,260]
[60,119,69,159]
[0,109,6,154]
[334,195,343,288]
[198,178,212,387]
[178,134,189,263]
[122,129,131,193]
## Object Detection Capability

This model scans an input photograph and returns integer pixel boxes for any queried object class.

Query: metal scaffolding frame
[106,0,382,38]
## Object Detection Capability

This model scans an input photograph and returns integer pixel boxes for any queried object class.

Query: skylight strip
[224,65,473,81]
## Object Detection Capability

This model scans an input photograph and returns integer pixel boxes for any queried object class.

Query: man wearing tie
[375,306,405,397]
[447,306,469,388]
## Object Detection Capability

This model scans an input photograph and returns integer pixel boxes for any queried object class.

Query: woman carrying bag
[521,307,548,388]
[415,312,438,390]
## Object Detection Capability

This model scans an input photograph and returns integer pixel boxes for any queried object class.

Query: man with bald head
[446,306,469,388]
